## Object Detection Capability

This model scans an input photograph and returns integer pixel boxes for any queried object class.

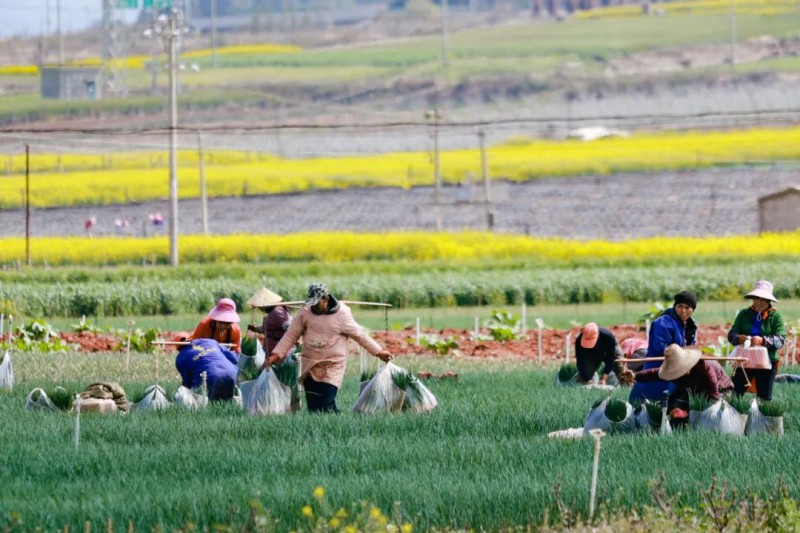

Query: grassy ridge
[2,259,800,317]
[2,353,799,530]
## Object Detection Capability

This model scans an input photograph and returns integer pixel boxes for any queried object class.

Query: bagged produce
[555,364,599,387]
[689,399,747,436]
[244,369,292,416]
[238,338,266,383]
[353,362,407,414]
[584,397,636,434]
[745,399,785,437]
[633,400,672,435]
[0,350,13,390]
[134,384,172,411]
[403,376,438,413]
[174,385,208,410]
[25,388,58,411]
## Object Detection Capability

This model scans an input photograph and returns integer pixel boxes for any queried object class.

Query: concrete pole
[56,0,63,66]
[168,15,180,267]
[197,130,209,235]
[432,110,442,230]
[479,129,492,230]
[25,144,30,267]
[211,0,218,68]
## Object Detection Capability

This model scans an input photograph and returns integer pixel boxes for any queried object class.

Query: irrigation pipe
[73,394,81,449]
[588,428,606,520]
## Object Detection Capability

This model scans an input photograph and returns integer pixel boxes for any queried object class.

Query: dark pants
[303,376,340,413]
[208,376,236,402]
[733,365,778,401]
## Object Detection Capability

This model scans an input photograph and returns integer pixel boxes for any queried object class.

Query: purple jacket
[175,338,239,390]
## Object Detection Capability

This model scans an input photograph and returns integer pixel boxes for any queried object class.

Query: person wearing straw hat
[727,280,786,401]
[629,290,699,404]
[574,323,624,385]
[246,287,294,356]
[191,298,243,354]
[265,283,393,413]
[621,344,733,423]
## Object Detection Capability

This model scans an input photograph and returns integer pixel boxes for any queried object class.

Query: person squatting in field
[192,298,242,354]
[621,343,733,425]
[264,283,393,413]
[727,280,787,401]
[574,322,624,385]
[629,290,698,404]
[175,338,239,401]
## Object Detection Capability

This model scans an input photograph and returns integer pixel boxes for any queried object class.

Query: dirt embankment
[20,324,730,358]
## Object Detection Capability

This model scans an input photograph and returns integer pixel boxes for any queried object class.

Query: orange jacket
[191,317,241,353]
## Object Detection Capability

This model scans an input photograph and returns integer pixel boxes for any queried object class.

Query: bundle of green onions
[241,336,258,357]
[557,364,578,383]
[758,398,787,417]
[604,398,629,423]
[272,357,299,389]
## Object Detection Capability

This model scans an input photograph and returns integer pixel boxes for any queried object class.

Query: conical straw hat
[658,344,702,381]
[246,287,284,308]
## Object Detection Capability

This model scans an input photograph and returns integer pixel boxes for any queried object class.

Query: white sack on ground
[134,384,172,411]
[244,369,291,416]
[0,350,13,390]
[353,362,407,414]
[745,399,784,437]
[174,386,208,410]
[25,388,58,411]
[584,398,636,434]
[690,400,747,436]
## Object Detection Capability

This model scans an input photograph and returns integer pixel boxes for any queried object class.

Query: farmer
[264,283,393,413]
[246,287,294,357]
[175,338,239,401]
[621,343,733,423]
[727,280,786,401]
[620,337,648,371]
[574,323,624,385]
[629,290,698,404]
[191,298,242,354]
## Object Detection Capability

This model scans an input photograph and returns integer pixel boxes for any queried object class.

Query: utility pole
[479,130,493,230]
[25,144,31,267]
[440,0,450,83]
[427,109,443,230]
[728,0,737,71]
[56,0,63,66]
[211,0,218,68]
[147,8,186,267]
[197,130,209,235]
[168,14,180,266]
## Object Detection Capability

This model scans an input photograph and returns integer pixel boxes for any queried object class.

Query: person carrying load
[264,283,393,413]
[246,287,294,356]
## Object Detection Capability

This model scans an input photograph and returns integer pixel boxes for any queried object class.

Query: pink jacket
[272,302,382,388]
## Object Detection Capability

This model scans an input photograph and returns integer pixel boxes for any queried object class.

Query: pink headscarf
[620,337,648,358]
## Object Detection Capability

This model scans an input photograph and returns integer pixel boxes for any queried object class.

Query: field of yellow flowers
[4,127,800,208]
[577,0,798,19]
[1,230,797,267]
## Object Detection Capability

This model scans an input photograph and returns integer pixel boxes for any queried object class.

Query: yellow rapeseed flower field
[0,231,797,267]
[577,0,797,19]
[0,43,301,76]
[3,127,800,209]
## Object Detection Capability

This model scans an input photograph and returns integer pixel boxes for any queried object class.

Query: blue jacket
[629,308,697,403]
[175,338,239,391]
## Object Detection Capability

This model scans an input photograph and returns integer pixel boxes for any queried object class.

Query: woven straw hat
[658,344,702,380]
[246,287,284,308]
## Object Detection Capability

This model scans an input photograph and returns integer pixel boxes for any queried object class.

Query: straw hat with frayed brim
[658,344,702,381]
[246,287,284,308]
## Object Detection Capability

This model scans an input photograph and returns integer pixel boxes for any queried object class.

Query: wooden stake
[588,428,605,520]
